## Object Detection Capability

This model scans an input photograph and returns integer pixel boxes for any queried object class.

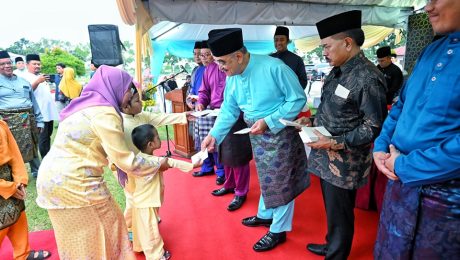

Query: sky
[1,0,135,48]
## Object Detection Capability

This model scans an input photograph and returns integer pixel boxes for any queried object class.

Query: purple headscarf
[59,65,133,121]
[59,65,133,187]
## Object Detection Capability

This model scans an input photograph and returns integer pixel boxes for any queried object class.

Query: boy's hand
[159,158,170,171]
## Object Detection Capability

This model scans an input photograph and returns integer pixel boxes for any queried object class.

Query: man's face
[193,48,202,64]
[90,64,96,71]
[122,86,142,115]
[377,57,392,68]
[27,60,41,74]
[321,36,350,67]
[0,58,14,77]
[274,35,289,52]
[15,61,25,70]
[56,65,64,75]
[200,48,214,66]
[214,52,242,77]
[425,0,460,34]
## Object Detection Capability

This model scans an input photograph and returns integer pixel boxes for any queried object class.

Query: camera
[44,74,55,83]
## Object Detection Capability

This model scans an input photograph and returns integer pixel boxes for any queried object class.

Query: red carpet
[1,141,379,259]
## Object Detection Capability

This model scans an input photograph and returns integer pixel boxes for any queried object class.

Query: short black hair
[131,124,158,152]
[333,28,365,47]
[56,63,66,68]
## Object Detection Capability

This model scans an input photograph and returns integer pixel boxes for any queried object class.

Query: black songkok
[207,28,243,57]
[201,40,209,49]
[274,26,289,40]
[316,10,362,39]
[15,56,24,62]
[376,46,391,58]
[0,50,10,59]
[26,54,41,62]
[194,41,202,49]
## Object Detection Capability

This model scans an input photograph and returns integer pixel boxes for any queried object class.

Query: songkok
[316,10,362,39]
[194,41,202,49]
[15,57,24,62]
[201,40,209,49]
[376,46,391,58]
[208,28,243,57]
[0,50,10,59]
[390,49,397,58]
[26,54,40,62]
[274,26,289,39]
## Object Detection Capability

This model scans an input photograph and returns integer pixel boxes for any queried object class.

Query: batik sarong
[245,118,309,208]
[0,107,38,162]
[0,164,25,230]
[374,179,460,259]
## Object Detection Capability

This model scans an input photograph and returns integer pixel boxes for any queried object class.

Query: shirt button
[431,76,436,81]
[436,62,443,67]
[447,49,453,55]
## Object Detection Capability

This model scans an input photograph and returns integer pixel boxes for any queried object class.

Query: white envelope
[191,149,208,164]
[279,118,304,128]
[234,128,251,134]
[334,84,350,99]
[299,126,332,143]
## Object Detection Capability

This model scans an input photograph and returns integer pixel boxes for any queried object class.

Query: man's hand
[186,103,195,110]
[306,130,331,149]
[250,119,268,135]
[294,117,312,127]
[12,183,26,200]
[382,145,400,180]
[196,104,204,111]
[201,135,216,153]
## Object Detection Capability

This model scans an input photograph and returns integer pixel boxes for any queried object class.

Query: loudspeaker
[88,24,124,67]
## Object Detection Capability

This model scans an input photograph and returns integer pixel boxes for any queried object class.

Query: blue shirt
[54,73,62,101]
[191,65,205,95]
[210,54,306,144]
[0,74,44,127]
[374,32,460,186]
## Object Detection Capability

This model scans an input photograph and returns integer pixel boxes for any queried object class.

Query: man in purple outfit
[193,40,226,185]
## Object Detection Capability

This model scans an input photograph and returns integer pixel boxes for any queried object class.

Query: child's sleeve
[167,158,193,173]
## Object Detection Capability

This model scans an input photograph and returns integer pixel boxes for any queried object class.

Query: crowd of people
[1,0,459,259]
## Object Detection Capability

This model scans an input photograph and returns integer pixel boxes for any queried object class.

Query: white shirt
[23,72,59,121]
[13,68,27,78]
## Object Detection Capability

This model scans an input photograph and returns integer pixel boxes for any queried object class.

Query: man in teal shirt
[201,28,309,252]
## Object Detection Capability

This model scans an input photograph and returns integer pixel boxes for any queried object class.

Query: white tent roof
[147,0,425,41]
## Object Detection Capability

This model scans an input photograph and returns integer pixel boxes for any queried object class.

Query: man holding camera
[23,54,59,165]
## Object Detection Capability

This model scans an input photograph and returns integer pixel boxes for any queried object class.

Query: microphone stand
[145,68,188,157]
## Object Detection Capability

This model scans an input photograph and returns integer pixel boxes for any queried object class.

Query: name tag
[334,84,350,99]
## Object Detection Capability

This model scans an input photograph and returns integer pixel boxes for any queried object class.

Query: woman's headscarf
[59,67,83,99]
[59,65,133,122]
[59,65,134,188]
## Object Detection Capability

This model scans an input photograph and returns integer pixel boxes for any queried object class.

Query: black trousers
[320,179,357,260]
[38,121,54,158]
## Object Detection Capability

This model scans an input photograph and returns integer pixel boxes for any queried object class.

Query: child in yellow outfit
[130,124,201,260]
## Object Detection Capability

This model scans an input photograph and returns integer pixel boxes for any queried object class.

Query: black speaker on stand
[88,24,124,67]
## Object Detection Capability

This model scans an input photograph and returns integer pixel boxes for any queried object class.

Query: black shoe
[211,187,235,196]
[253,231,286,252]
[227,195,246,211]
[192,170,214,177]
[242,216,272,227]
[307,243,328,256]
[216,175,225,185]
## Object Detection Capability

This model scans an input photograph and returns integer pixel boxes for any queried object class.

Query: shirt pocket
[426,73,459,117]
[23,85,31,99]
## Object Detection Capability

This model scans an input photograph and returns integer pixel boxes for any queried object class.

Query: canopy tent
[116,0,426,82]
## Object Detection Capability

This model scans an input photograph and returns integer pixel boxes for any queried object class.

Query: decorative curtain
[294,25,395,53]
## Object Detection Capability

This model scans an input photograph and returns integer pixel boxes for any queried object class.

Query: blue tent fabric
[151,40,295,81]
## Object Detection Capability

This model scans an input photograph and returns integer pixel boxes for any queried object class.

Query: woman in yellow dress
[36,65,167,259]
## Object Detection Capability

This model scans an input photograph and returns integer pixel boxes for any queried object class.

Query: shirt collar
[339,51,365,75]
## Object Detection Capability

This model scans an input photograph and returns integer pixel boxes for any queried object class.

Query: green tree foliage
[40,48,85,76]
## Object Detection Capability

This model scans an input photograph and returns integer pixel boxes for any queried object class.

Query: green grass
[24,123,174,231]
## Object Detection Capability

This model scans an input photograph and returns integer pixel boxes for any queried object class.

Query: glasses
[200,53,212,58]
[0,60,13,67]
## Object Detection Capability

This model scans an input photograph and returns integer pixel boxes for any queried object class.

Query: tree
[40,48,85,76]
